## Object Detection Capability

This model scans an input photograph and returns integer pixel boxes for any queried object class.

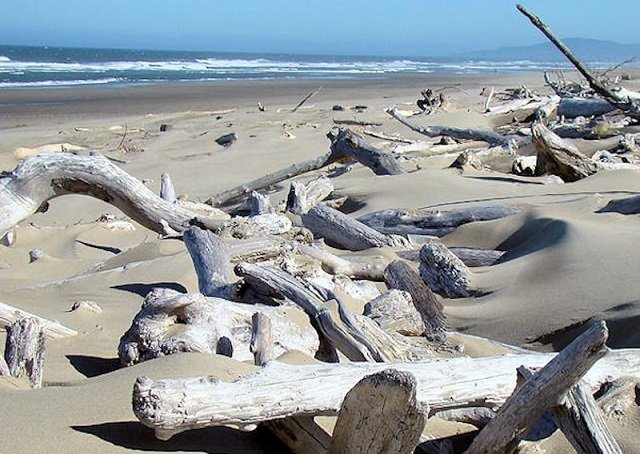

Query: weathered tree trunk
[286,177,334,215]
[329,369,426,454]
[0,152,224,236]
[302,204,408,251]
[0,301,77,338]
[465,321,608,454]
[183,226,235,299]
[4,317,45,388]
[295,243,386,280]
[419,239,471,298]
[532,122,598,182]
[327,128,406,176]
[131,346,640,440]
[250,312,274,367]
[557,98,617,118]
[386,107,514,148]
[383,260,445,341]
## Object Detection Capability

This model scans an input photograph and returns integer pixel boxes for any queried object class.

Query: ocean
[0,44,576,89]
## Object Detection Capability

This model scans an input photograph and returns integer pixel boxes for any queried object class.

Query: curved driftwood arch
[0,152,225,236]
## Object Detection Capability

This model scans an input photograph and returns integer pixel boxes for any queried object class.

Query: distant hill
[459,38,640,63]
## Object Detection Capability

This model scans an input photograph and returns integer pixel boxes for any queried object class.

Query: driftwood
[383,260,445,341]
[286,177,334,215]
[117,291,319,366]
[386,107,513,148]
[363,129,413,144]
[532,122,599,182]
[517,4,640,120]
[302,204,408,251]
[159,172,177,203]
[131,347,640,439]
[0,152,224,236]
[0,301,77,338]
[292,87,322,112]
[261,417,331,454]
[557,98,617,118]
[247,191,274,215]
[465,321,609,453]
[419,239,471,298]
[183,226,234,298]
[329,369,426,454]
[250,312,274,367]
[597,194,640,215]
[295,243,386,280]
[333,119,383,127]
[4,317,45,388]
[358,205,520,237]
[364,290,425,336]
[448,247,504,267]
[519,366,622,454]
[327,128,405,176]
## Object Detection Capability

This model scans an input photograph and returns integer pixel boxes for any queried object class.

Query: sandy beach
[2,71,640,452]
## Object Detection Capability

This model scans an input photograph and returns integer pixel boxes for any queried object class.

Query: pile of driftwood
[2,4,640,453]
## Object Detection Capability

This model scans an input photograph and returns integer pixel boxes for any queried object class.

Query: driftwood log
[557,98,617,118]
[0,152,225,236]
[286,177,334,215]
[329,369,426,454]
[327,128,405,176]
[465,321,609,453]
[4,317,45,388]
[183,226,235,298]
[532,122,598,182]
[132,345,640,439]
[598,194,640,215]
[419,239,471,298]
[0,301,77,338]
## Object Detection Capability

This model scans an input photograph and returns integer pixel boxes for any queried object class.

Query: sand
[1,72,640,452]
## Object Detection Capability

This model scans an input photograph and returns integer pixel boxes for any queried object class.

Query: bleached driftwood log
[358,205,519,237]
[286,177,334,215]
[419,239,471,298]
[535,95,561,121]
[327,128,406,176]
[159,172,177,203]
[250,312,273,366]
[329,369,426,454]
[0,152,225,236]
[364,290,425,336]
[302,204,408,251]
[448,248,504,267]
[532,122,598,182]
[295,243,386,280]
[465,321,608,453]
[557,98,617,118]
[386,106,514,148]
[118,291,319,366]
[0,301,77,338]
[183,226,235,299]
[261,417,331,454]
[235,262,375,362]
[598,194,640,215]
[132,346,640,439]
[4,317,45,388]
[517,4,640,120]
[383,260,445,341]
[519,366,622,454]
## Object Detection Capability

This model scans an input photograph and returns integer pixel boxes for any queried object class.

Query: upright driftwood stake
[159,172,177,203]
[465,321,609,454]
[329,369,426,454]
[247,191,274,216]
[384,260,445,341]
[183,226,234,298]
[4,317,45,388]
[286,177,334,215]
[250,312,274,366]
[419,239,471,298]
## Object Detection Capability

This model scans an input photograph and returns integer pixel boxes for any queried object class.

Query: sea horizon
[0,43,628,89]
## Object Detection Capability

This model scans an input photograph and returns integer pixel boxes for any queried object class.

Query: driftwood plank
[131,346,640,440]
[465,321,609,454]
[329,369,426,454]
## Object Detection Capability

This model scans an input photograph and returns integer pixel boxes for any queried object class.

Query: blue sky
[1,0,638,56]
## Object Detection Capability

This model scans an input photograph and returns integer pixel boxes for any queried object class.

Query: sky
[0,0,639,57]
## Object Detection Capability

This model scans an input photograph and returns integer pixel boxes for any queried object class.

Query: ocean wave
[0,78,122,88]
[0,56,10,62]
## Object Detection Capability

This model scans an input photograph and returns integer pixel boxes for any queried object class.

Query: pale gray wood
[449,248,505,267]
[0,355,9,376]
[386,106,514,147]
[160,172,177,203]
[28,248,45,263]
[519,367,622,454]
[131,345,640,440]
[226,237,287,263]
[250,312,274,366]
[286,177,334,215]
[291,86,322,112]
[261,417,331,454]
[532,122,598,182]
[557,98,616,118]
[295,243,386,280]
[384,260,445,341]
[419,239,471,298]
[329,369,426,454]
[183,226,234,298]
[0,152,224,236]
[0,301,77,338]
[302,204,407,251]
[327,128,405,176]
[248,191,274,215]
[364,290,425,336]
[517,5,640,120]
[598,194,640,215]
[435,407,495,428]
[4,317,45,388]
[465,321,609,454]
